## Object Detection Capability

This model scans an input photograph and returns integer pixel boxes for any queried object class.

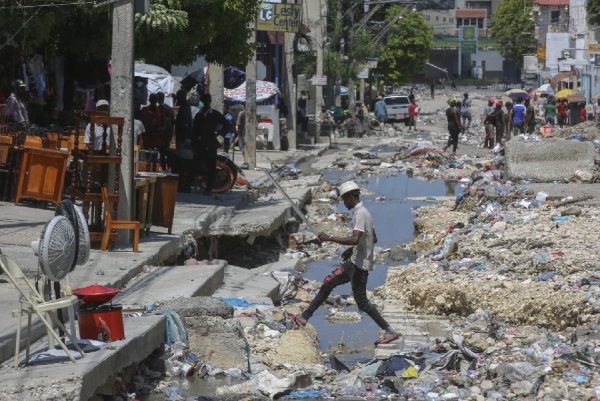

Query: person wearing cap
[84,100,111,151]
[290,181,401,345]
[6,79,29,124]
[461,92,472,131]
[494,101,505,144]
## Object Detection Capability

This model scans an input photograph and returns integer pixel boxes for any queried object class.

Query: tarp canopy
[224,80,279,102]
[550,71,575,90]
[134,63,179,106]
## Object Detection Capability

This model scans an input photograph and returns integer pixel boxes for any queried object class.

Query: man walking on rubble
[291,181,401,345]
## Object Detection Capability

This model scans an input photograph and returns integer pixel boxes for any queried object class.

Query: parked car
[383,95,410,123]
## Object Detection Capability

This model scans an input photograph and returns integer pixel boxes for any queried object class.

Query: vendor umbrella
[180,67,207,91]
[505,89,530,100]
[536,83,554,95]
[555,88,574,99]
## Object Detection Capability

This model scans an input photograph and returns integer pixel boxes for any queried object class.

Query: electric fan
[31,216,77,282]
[55,199,91,268]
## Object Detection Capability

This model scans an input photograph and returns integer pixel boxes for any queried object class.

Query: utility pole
[315,0,325,115]
[208,64,224,112]
[335,3,343,107]
[245,26,257,169]
[285,30,297,149]
[110,0,135,241]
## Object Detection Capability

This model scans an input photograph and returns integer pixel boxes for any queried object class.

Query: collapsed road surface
[3,83,600,400]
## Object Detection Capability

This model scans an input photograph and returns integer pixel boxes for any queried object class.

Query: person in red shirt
[408,100,418,131]
[556,99,568,128]
[581,107,587,123]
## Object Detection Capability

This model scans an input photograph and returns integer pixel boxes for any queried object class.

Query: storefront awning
[550,71,574,90]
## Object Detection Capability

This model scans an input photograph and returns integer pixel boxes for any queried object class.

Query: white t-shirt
[134,119,145,145]
[350,202,375,271]
[84,124,111,150]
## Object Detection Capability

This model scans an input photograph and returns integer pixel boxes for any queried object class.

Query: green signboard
[462,41,476,55]
[460,25,477,55]
[257,2,302,32]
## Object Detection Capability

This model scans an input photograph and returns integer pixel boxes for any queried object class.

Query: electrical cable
[0,3,45,52]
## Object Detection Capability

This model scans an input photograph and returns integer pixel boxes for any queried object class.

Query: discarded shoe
[375,332,400,345]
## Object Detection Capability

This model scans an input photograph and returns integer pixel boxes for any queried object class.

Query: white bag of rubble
[252,370,296,398]
[575,169,593,182]
[271,270,303,304]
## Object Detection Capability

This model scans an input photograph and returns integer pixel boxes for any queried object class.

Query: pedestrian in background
[157,92,174,147]
[374,97,387,128]
[524,98,536,135]
[483,98,497,149]
[546,100,557,127]
[494,101,505,144]
[461,92,472,132]
[443,98,464,155]
[556,99,566,127]
[408,100,418,131]
[222,104,235,153]
[175,89,193,150]
[511,98,526,137]
[504,101,513,140]
[430,80,435,99]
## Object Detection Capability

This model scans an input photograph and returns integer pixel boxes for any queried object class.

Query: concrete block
[185,316,248,371]
[117,260,226,306]
[157,296,234,319]
[505,137,595,182]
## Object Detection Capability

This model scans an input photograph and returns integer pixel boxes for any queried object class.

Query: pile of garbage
[552,120,600,142]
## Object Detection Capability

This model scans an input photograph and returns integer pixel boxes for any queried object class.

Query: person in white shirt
[133,117,145,148]
[84,100,111,151]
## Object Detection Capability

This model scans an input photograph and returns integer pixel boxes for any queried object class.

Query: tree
[0,0,261,67]
[490,0,535,66]
[377,8,433,86]
[587,0,600,26]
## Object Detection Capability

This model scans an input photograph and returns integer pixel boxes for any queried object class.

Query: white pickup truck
[384,95,410,123]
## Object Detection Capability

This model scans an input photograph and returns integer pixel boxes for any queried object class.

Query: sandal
[375,332,400,345]
[289,313,307,327]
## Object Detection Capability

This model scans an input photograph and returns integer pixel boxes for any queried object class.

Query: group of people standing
[444,92,540,154]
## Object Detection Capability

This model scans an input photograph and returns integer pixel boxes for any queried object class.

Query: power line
[0,3,45,51]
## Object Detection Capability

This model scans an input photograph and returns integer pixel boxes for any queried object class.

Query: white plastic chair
[0,253,84,367]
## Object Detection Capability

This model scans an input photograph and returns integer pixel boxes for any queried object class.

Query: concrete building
[533,0,570,47]
[421,10,456,36]
[455,9,488,37]
[455,0,501,20]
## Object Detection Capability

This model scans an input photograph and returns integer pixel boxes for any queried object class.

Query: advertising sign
[460,26,477,55]
[257,2,302,32]
[588,44,600,54]
[310,75,327,86]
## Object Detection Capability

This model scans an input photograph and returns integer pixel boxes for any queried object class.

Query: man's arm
[319,229,362,245]
[373,228,378,244]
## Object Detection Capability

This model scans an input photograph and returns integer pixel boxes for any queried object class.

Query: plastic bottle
[553,216,569,222]
[539,272,556,281]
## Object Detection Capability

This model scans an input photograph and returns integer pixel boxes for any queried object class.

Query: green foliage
[587,0,600,26]
[0,0,260,67]
[377,8,433,86]
[135,4,188,34]
[490,0,535,66]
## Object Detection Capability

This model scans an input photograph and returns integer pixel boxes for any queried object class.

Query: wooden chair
[101,186,140,252]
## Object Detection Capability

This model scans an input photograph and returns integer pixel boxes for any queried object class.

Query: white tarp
[224,80,279,102]
[134,63,179,106]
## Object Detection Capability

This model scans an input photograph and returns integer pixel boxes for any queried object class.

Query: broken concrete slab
[213,259,302,303]
[186,316,248,371]
[505,137,595,183]
[208,188,312,237]
[156,296,234,319]
[0,315,164,401]
[117,260,226,305]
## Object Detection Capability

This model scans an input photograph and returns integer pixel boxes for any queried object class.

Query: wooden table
[138,172,178,234]
[135,175,157,236]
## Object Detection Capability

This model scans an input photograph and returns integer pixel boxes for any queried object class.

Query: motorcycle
[165,148,238,194]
